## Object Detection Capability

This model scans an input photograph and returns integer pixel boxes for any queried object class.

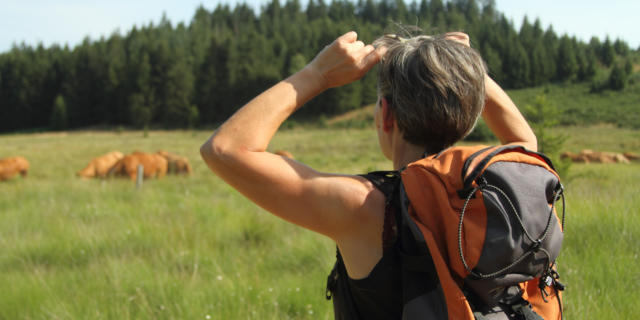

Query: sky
[1,0,639,53]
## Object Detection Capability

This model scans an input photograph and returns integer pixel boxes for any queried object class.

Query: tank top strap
[359,170,400,204]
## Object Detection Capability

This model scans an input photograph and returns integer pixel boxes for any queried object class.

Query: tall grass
[0,127,638,319]
[559,164,640,318]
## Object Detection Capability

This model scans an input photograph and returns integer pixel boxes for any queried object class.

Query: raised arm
[200,32,385,240]
[482,75,537,151]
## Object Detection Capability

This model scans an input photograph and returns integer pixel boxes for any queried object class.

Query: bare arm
[200,32,385,240]
[482,76,537,151]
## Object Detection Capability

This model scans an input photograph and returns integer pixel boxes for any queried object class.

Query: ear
[381,97,395,133]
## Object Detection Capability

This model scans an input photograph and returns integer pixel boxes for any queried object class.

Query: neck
[391,138,425,170]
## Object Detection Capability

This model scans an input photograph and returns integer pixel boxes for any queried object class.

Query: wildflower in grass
[216,275,223,281]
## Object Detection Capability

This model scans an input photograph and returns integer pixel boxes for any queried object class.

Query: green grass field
[1,126,638,319]
[507,81,640,129]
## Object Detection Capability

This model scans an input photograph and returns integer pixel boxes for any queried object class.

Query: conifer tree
[429,0,446,29]
[163,47,194,127]
[613,38,629,57]
[608,63,628,90]
[601,37,615,67]
[556,36,578,81]
[195,36,231,123]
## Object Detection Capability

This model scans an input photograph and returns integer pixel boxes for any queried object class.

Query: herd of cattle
[560,150,640,164]
[0,150,192,182]
[0,148,636,182]
[76,150,192,180]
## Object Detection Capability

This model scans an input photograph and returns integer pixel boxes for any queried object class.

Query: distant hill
[323,79,640,130]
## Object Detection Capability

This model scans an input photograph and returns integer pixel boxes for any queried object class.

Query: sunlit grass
[0,127,638,319]
[559,164,640,318]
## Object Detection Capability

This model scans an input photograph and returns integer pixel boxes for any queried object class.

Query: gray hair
[374,34,487,153]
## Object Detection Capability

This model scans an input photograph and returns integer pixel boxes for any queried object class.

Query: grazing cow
[581,150,629,164]
[156,150,192,174]
[624,152,640,162]
[562,150,630,164]
[613,153,630,164]
[112,151,168,181]
[274,150,294,159]
[560,151,589,163]
[0,156,29,181]
[77,151,124,178]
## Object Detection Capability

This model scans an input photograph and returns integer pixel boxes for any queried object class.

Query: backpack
[398,145,566,320]
[326,144,566,320]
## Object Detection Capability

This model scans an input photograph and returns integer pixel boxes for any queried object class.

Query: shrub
[524,95,571,178]
[50,95,68,130]
[608,63,628,90]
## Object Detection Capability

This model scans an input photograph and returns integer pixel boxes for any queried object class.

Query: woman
[200,31,536,318]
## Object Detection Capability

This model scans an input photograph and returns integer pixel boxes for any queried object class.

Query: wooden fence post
[136,164,144,188]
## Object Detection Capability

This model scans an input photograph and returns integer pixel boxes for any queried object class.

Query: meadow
[1,125,639,319]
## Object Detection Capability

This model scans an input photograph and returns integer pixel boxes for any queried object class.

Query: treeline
[0,0,635,132]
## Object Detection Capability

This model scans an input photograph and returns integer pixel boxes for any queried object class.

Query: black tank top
[326,172,404,319]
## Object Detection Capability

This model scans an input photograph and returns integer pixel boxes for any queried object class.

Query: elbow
[505,136,537,152]
[199,139,214,164]
[200,132,254,174]
[523,135,538,152]
[200,134,229,170]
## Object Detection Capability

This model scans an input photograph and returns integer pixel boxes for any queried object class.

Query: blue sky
[1,0,638,53]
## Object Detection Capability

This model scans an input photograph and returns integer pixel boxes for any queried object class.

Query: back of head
[374,33,487,154]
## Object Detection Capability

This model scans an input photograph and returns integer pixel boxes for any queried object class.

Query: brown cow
[581,150,629,164]
[623,152,640,162]
[560,151,589,163]
[613,153,630,164]
[0,156,29,181]
[156,150,192,175]
[112,151,168,181]
[274,150,294,159]
[77,151,124,178]
[562,150,630,164]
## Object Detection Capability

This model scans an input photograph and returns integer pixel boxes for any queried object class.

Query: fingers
[353,40,365,50]
[445,32,470,47]
[310,31,383,88]
[337,31,358,44]
[335,32,365,54]
[359,45,384,70]
[445,31,468,38]
[334,31,379,67]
